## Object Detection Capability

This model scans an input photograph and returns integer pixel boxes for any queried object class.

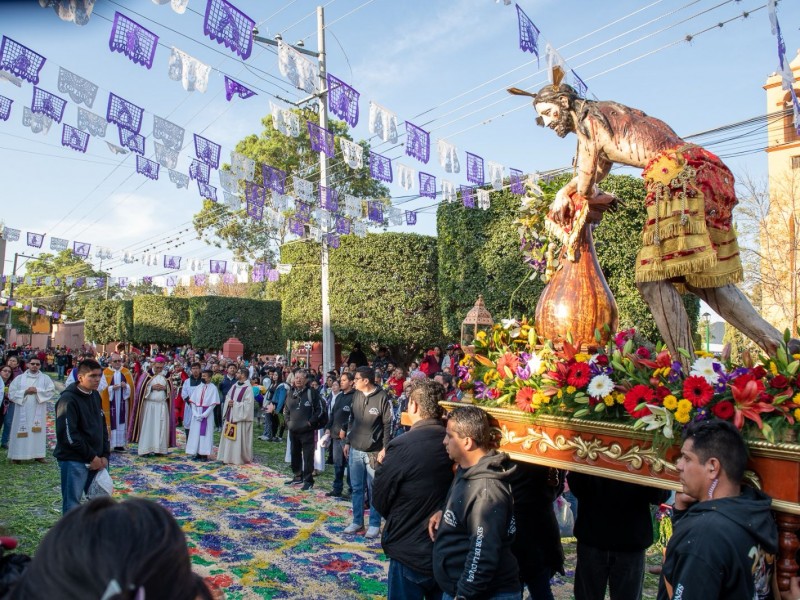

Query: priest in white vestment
[185,369,220,460]
[217,367,254,465]
[129,357,174,456]
[8,357,55,462]
[99,353,134,451]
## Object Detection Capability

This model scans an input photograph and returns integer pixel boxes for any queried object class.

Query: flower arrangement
[517,178,560,282]
[462,319,800,446]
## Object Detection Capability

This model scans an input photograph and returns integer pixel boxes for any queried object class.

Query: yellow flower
[614,392,625,405]
[677,399,693,413]
[476,330,487,342]
[557,390,563,399]
[566,386,577,394]
[496,380,505,391]
[674,410,691,424]
[793,354,800,360]
[694,350,713,358]
[794,392,800,405]
[663,395,678,410]
[574,353,591,363]
[770,362,778,376]
[532,391,549,406]
[483,370,498,384]
[794,408,800,421]
[603,395,615,406]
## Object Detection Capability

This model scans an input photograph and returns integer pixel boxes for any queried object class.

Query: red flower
[567,362,591,388]
[636,347,652,359]
[496,352,520,377]
[515,387,535,413]
[683,375,714,408]
[711,401,735,420]
[594,354,609,367]
[751,366,767,380]
[624,385,655,418]
[770,375,790,389]
[655,386,671,400]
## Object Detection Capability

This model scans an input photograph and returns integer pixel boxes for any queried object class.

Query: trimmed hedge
[132,296,190,345]
[117,300,133,341]
[188,296,282,353]
[84,300,121,344]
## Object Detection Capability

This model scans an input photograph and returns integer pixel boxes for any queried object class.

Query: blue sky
[1,0,798,283]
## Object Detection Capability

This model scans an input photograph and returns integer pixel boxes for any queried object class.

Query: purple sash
[108,372,126,431]
[198,386,209,436]
[223,384,248,428]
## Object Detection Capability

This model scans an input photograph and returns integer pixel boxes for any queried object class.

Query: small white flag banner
[477,188,491,210]
[442,180,457,203]
[487,161,504,191]
[50,237,69,251]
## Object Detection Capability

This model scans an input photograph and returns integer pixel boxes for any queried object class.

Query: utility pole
[254,6,335,375]
[3,253,38,337]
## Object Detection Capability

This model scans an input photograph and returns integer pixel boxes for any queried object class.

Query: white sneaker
[258,435,269,441]
[365,526,381,539]
[343,523,365,535]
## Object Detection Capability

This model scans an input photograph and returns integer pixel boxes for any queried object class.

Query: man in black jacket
[659,419,778,600]
[343,366,392,539]
[326,371,354,498]
[428,405,521,600]
[283,369,325,491]
[569,471,668,600]
[54,359,110,514]
[373,379,453,600]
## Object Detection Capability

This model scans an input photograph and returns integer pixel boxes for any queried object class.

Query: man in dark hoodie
[326,371,355,498]
[429,405,520,600]
[283,369,325,491]
[54,359,110,514]
[658,418,778,600]
[372,379,454,600]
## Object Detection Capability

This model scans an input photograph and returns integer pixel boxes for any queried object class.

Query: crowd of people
[1,339,799,599]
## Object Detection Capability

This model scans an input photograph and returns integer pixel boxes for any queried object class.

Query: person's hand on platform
[428,510,442,541]
[673,492,697,511]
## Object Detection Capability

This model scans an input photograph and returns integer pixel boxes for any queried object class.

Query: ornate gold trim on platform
[499,425,679,475]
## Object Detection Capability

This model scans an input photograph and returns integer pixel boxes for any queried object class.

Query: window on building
[783,91,799,145]
[793,156,800,169]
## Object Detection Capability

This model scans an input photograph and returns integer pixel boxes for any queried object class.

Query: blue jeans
[387,560,442,600]
[348,448,381,528]
[59,460,97,514]
[1,403,15,446]
[442,592,521,600]
[57,365,66,381]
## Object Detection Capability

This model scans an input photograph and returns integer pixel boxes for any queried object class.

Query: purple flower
[693,408,710,422]
[667,361,683,384]
[474,381,491,400]
[517,364,531,380]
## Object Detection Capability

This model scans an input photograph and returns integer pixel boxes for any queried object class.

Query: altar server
[185,369,220,461]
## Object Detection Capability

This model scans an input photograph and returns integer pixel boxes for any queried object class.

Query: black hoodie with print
[658,486,778,600]
[433,450,520,599]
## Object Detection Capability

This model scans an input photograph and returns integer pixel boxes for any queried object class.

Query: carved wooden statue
[509,83,798,364]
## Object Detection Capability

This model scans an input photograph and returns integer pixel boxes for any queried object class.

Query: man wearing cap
[128,356,175,456]
[98,353,134,452]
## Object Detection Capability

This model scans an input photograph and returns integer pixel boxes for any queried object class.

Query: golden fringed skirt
[636,145,743,290]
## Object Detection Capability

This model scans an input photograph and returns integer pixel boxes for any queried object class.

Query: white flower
[527,353,544,376]
[587,374,614,399]
[690,356,724,384]
[638,404,674,439]
[501,318,521,338]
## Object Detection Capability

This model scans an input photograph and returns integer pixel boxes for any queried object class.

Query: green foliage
[9,309,32,334]
[437,188,545,339]
[192,110,389,262]
[7,250,108,321]
[188,296,282,354]
[84,300,120,344]
[132,296,190,345]
[279,233,442,358]
[117,300,134,341]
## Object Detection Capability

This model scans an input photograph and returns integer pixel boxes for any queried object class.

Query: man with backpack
[283,369,326,491]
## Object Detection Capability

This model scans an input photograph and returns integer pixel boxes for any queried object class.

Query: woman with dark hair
[0,365,13,449]
[6,497,213,600]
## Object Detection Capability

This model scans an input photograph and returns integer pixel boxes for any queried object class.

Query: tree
[132,296,190,346]
[188,297,282,354]
[117,300,133,342]
[84,300,120,344]
[6,250,108,323]
[436,174,699,343]
[437,188,545,339]
[735,170,800,335]
[192,110,389,263]
[278,232,442,364]
[111,280,164,300]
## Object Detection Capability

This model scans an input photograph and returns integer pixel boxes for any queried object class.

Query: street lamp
[702,312,711,353]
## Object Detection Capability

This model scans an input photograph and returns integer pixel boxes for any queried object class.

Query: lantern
[461,295,493,348]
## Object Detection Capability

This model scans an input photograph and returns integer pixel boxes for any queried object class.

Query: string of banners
[0,0,536,227]
[0,295,68,322]
[0,263,290,290]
